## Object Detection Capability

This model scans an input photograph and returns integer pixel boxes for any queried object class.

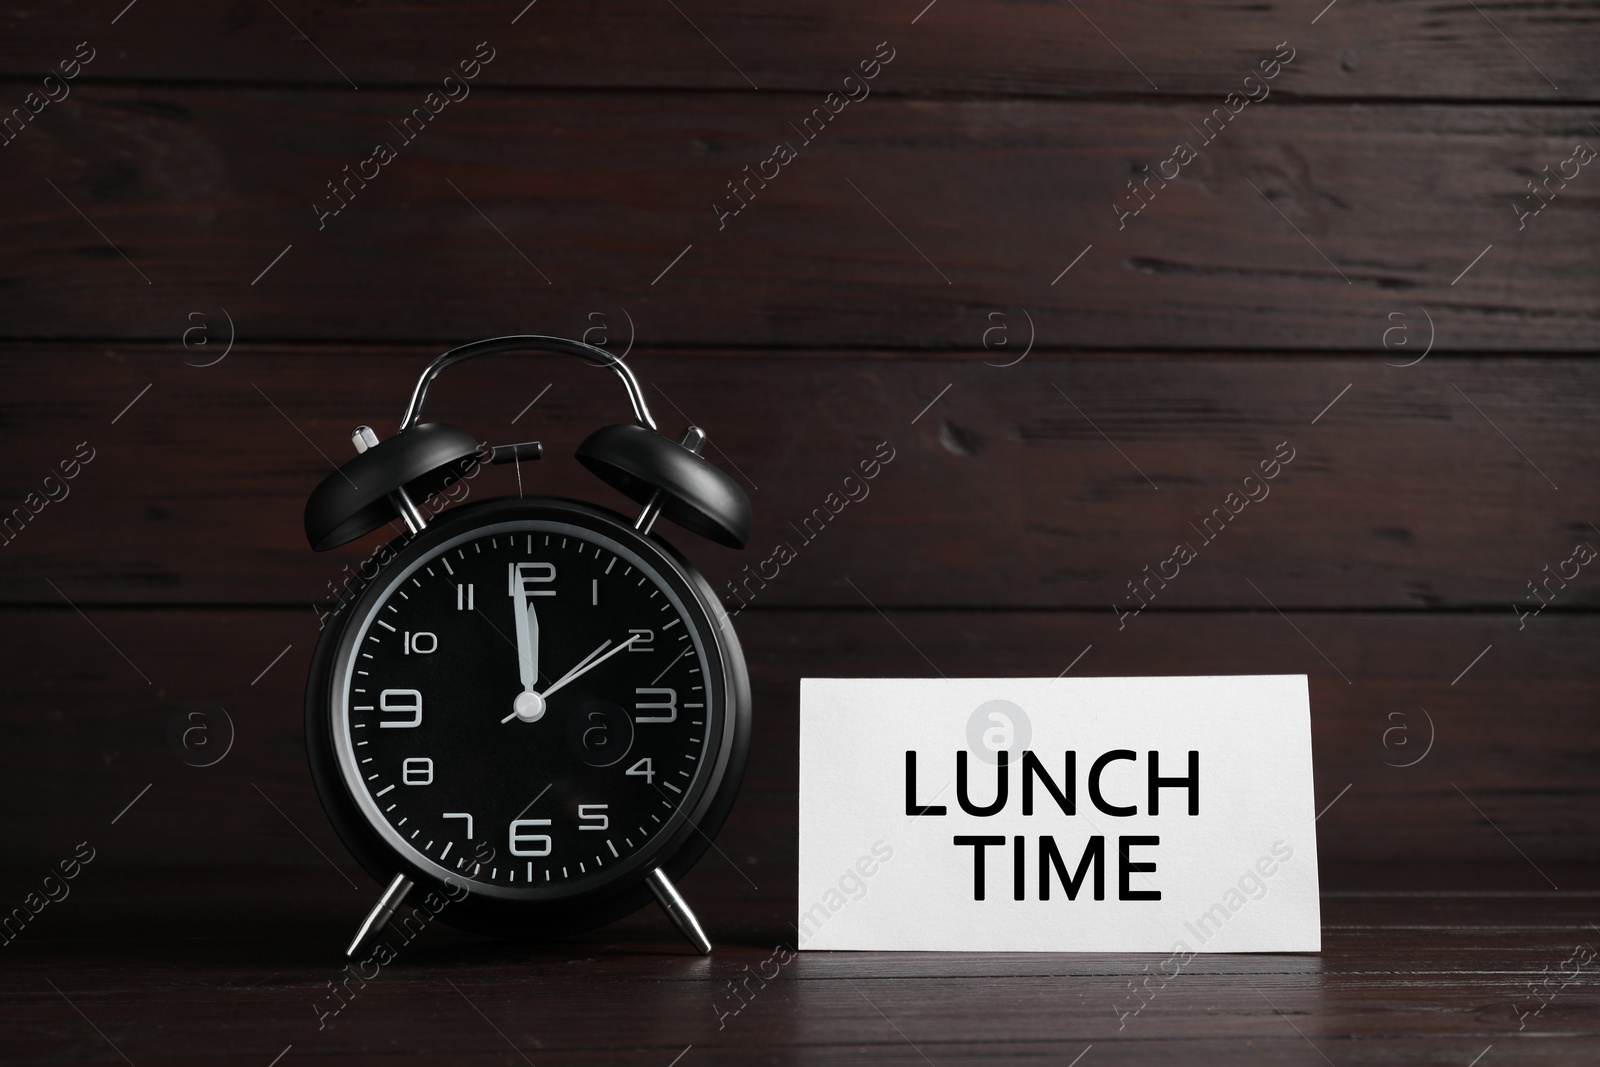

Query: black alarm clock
[301,335,752,957]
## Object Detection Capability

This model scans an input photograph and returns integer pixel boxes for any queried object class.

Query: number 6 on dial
[509,818,552,856]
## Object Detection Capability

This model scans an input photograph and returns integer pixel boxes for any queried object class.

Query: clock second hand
[501,634,640,724]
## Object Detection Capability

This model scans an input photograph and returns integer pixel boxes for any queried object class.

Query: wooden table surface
[5,862,1598,1065]
[6,865,1599,1065]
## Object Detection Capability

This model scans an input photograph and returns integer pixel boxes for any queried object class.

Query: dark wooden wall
[1,0,1596,882]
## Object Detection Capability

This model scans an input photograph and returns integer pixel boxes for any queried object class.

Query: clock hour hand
[509,569,544,723]
[513,597,538,692]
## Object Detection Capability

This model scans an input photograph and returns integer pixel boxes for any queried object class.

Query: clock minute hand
[499,634,640,724]
[539,634,640,701]
[546,637,611,691]
[504,639,611,722]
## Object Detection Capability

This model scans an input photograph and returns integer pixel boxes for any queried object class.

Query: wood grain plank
[0,0,1595,100]
[0,868,1595,1063]
[1,607,1594,871]
[0,91,1595,347]
[1,347,1594,610]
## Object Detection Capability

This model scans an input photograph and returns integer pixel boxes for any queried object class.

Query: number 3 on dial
[635,688,676,724]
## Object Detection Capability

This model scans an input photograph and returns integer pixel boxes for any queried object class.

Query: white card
[798,676,1321,952]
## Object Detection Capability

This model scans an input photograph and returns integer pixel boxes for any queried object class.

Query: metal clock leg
[346,872,415,959]
[646,868,713,954]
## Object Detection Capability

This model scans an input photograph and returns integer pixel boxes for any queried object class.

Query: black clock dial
[330,517,722,901]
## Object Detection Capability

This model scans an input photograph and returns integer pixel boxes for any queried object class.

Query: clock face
[329,516,727,901]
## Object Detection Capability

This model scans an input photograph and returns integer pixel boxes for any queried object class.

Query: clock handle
[646,868,713,955]
[346,872,415,959]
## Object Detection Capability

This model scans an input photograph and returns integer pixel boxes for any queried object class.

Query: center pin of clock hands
[502,633,641,724]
